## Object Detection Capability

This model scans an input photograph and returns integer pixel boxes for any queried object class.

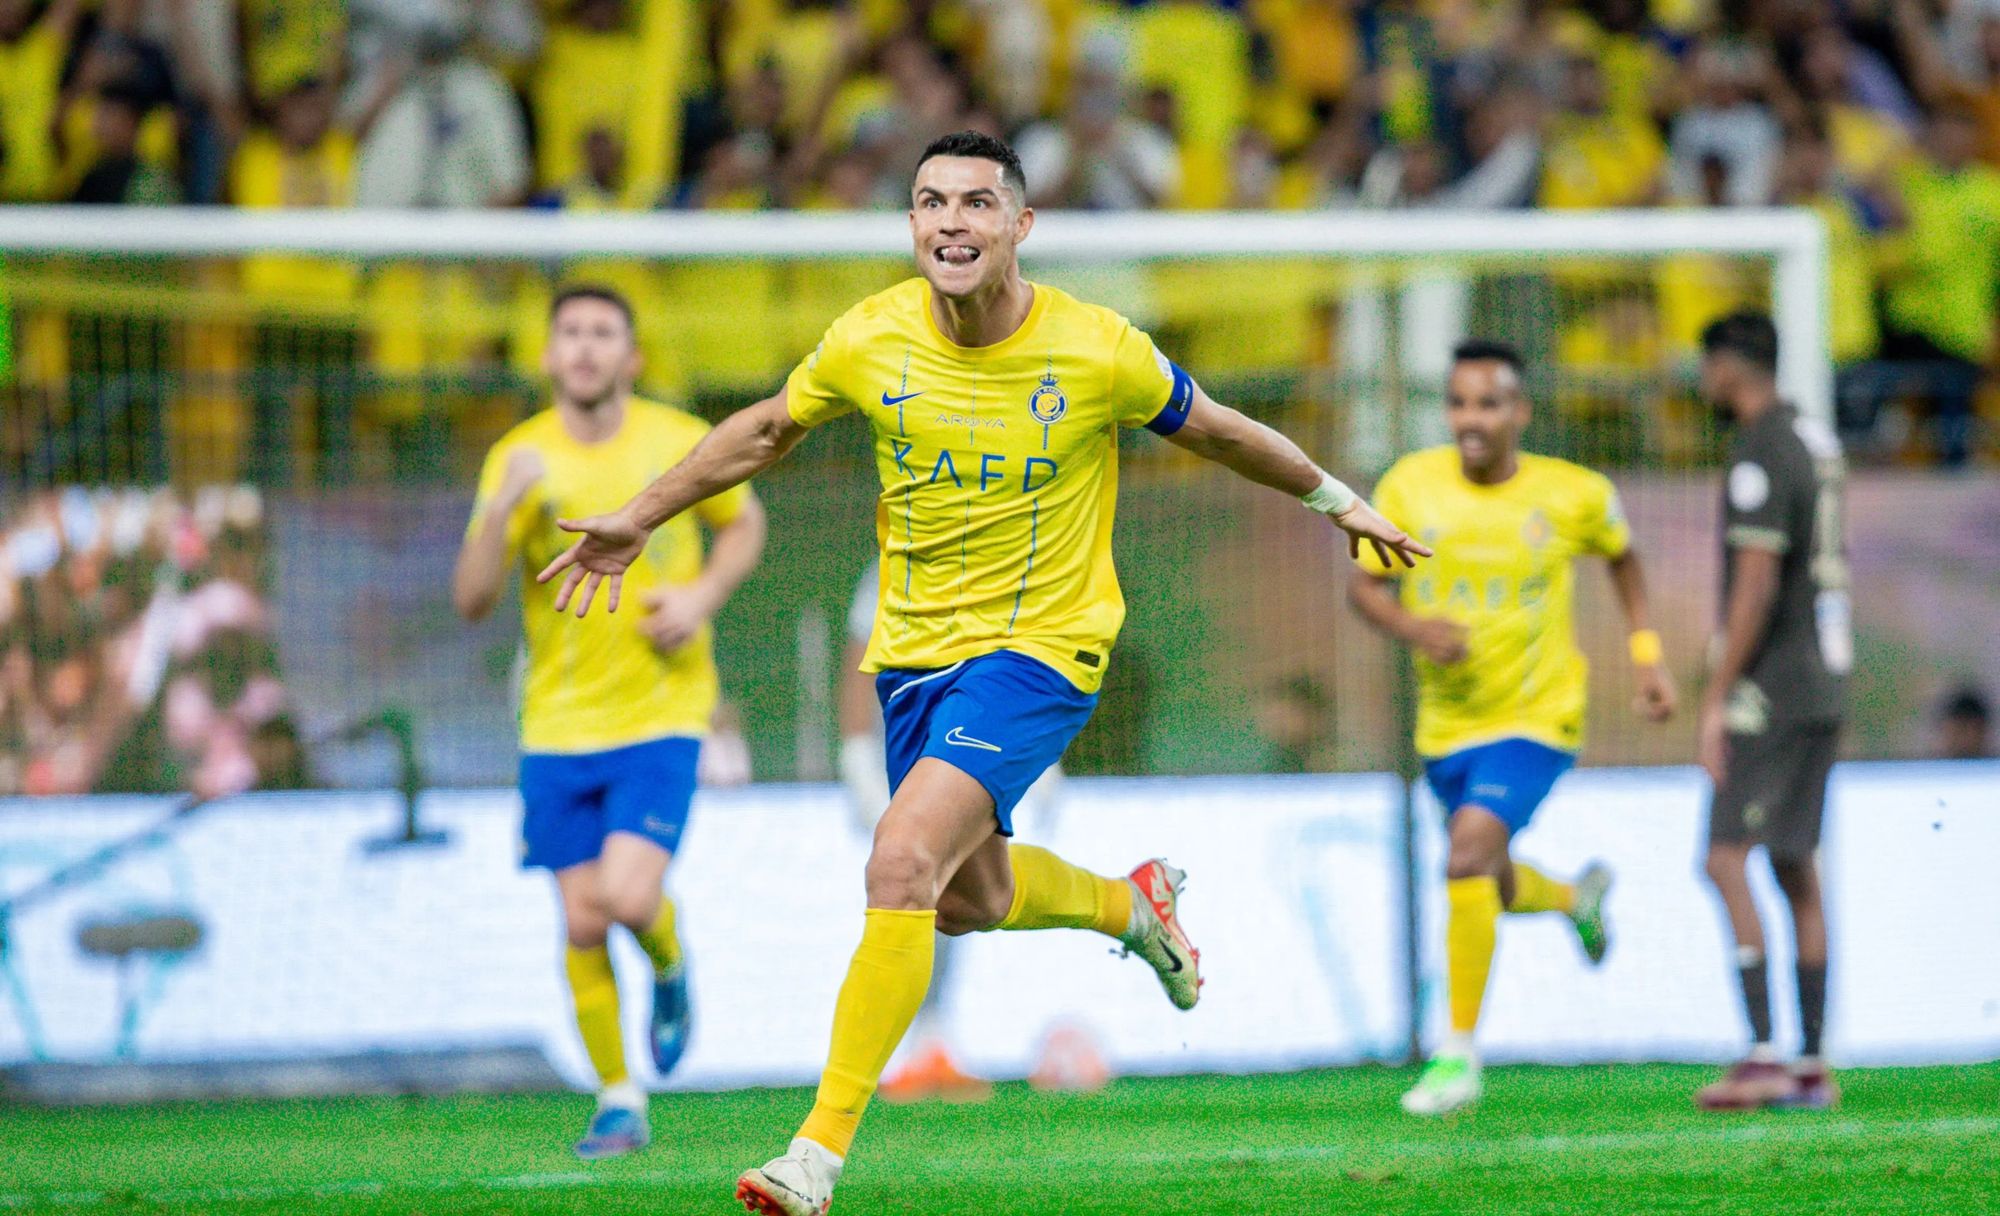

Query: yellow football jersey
[1357,446,1630,758]
[786,278,1191,694]
[470,399,751,753]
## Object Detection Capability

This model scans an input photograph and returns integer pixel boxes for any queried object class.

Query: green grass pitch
[4,1063,1996,1214]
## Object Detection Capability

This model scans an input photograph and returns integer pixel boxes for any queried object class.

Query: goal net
[0,206,1828,791]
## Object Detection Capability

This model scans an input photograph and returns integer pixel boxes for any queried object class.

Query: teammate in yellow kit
[452,286,767,1158]
[536,132,1429,1214]
[1351,340,1676,1116]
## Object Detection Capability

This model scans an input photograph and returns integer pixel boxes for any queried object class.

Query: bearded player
[536,131,1430,1214]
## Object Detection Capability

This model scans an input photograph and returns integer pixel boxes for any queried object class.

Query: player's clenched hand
[537,508,649,617]
[1697,699,1729,785]
[639,586,711,654]
[1333,498,1433,569]
[1408,617,1469,666]
[1634,663,1678,722]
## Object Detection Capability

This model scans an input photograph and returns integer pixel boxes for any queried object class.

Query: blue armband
[1144,362,1196,436]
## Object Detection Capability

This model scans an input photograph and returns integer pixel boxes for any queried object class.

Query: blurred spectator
[1255,673,1334,774]
[1895,0,2000,167]
[139,0,242,202]
[1669,40,1783,205]
[1539,49,1666,207]
[1873,103,2000,466]
[0,487,307,799]
[0,0,84,201]
[70,81,180,204]
[532,0,681,210]
[1790,19,1917,182]
[242,0,345,109]
[1017,49,1179,209]
[1934,683,1993,759]
[350,0,538,208]
[1774,119,1886,435]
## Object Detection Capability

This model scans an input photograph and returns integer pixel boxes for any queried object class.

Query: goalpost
[3,204,1829,414]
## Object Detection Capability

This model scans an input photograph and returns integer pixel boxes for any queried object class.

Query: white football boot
[1400,1050,1483,1116]
[1121,859,1202,1010]
[736,1138,842,1216]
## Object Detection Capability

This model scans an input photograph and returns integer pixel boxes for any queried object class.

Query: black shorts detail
[1708,720,1840,859]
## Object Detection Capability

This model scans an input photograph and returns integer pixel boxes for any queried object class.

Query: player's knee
[563,908,610,950]
[935,884,1007,935]
[865,840,943,910]
[1703,845,1749,889]
[1769,854,1818,901]
[600,882,661,930]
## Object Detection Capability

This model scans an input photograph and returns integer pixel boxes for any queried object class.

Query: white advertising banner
[0,762,1993,1093]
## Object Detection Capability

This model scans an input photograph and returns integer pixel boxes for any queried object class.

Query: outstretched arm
[1163,387,1432,567]
[539,390,807,615]
[1606,549,1676,721]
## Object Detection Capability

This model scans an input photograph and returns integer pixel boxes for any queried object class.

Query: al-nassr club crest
[1028,371,1067,425]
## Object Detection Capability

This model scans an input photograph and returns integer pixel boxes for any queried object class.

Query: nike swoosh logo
[944,726,1001,752]
[881,390,926,407]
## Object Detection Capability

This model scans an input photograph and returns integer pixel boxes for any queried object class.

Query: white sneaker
[736,1138,842,1215]
[1121,859,1202,1010]
[1400,1053,1482,1116]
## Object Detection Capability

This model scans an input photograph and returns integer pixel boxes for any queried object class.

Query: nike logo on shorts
[944,726,1002,752]
[881,390,926,407]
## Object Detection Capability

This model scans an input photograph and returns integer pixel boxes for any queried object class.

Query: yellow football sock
[1447,876,1503,1036]
[994,844,1130,938]
[631,896,683,972]
[1507,863,1575,916]
[798,908,936,1157]
[564,944,628,1088]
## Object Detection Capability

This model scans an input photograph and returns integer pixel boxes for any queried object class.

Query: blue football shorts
[518,735,701,871]
[877,649,1097,836]
[1422,737,1577,835]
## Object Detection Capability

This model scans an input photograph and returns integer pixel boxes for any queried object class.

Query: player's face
[909,156,1033,300]
[544,297,639,409]
[1698,352,1742,421]
[1445,359,1528,475]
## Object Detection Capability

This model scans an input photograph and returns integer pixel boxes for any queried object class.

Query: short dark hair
[915,130,1028,203]
[550,283,637,335]
[1700,311,1778,374]
[1452,339,1526,379]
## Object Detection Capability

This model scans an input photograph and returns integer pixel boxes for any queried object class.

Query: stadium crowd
[1,0,1996,465]
[0,485,308,797]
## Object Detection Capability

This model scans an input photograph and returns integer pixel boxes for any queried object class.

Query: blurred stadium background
[1,0,1998,1211]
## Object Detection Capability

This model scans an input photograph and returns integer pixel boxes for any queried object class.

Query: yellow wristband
[1628,629,1663,667]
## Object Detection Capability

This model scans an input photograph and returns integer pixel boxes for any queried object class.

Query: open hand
[536,509,649,617]
[1334,498,1433,568]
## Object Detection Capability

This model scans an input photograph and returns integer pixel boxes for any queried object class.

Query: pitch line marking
[2,1115,1993,1209]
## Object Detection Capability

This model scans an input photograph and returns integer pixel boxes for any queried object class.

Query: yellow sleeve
[1109,319,1195,435]
[466,438,533,556]
[1580,472,1633,558]
[1352,462,1410,576]
[784,312,859,428]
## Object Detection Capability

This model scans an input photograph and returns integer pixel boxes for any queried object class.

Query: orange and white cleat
[736,1138,840,1216]
[1121,859,1202,1010]
[880,1040,992,1104]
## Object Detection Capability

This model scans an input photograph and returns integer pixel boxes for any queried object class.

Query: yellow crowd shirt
[1357,446,1631,758]
[786,278,1193,695]
[469,399,750,752]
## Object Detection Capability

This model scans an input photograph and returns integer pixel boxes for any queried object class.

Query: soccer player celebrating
[1691,313,1848,1112]
[451,286,767,1159]
[1349,340,1676,1117]
[537,131,1429,1215]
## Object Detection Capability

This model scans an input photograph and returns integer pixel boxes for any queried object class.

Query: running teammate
[1350,340,1676,1116]
[452,286,767,1158]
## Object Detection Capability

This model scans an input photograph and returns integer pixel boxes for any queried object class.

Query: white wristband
[1300,470,1358,517]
